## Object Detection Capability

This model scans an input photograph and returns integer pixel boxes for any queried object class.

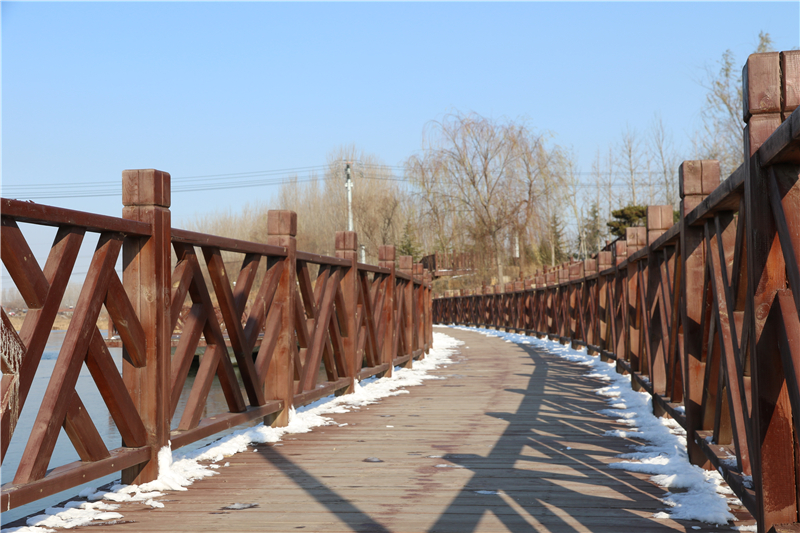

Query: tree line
[181,33,775,293]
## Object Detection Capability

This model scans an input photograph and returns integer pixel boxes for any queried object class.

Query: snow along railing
[434,50,800,533]
[0,170,432,511]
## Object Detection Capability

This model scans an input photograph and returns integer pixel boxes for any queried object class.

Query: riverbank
[5,311,108,332]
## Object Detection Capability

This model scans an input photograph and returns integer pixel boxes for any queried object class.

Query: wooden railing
[0,170,432,510]
[433,51,800,533]
[420,251,477,278]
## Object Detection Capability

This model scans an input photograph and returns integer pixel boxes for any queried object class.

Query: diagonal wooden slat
[774,292,800,454]
[173,243,246,415]
[15,233,121,483]
[233,254,261,317]
[297,261,318,319]
[178,343,228,431]
[299,269,341,392]
[255,303,283,385]
[84,329,147,448]
[203,246,263,406]
[241,260,284,357]
[63,390,110,462]
[169,259,193,334]
[1,226,85,461]
[0,218,49,309]
[707,215,752,474]
[767,167,800,317]
[359,273,379,368]
[105,273,147,368]
[169,303,207,418]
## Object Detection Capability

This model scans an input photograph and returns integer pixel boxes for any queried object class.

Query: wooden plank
[203,246,264,406]
[232,253,261,316]
[254,303,282,384]
[169,304,207,418]
[169,258,193,333]
[43,328,750,533]
[745,138,797,528]
[85,328,148,448]
[173,243,246,416]
[296,250,350,267]
[1,199,151,236]
[300,270,341,392]
[104,273,147,368]
[2,226,85,461]
[705,215,751,473]
[169,402,283,451]
[172,228,286,257]
[15,233,122,483]
[0,218,49,308]
[265,211,297,427]
[121,169,172,485]
[62,390,110,462]
[1,447,150,511]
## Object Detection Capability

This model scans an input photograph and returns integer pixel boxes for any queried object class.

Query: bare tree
[617,125,644,206]
[695,31,774,178]
[407,112,562,282]
[649,114,679,207]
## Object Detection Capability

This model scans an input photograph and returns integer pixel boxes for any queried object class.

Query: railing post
[398,255,414,367]
[625,227,646,374]
[379,245,396,376]
[598,252,612,358]
[121,169,171,485]
[266,210,297,427]
[743,51,797,531]
[646,206,673,397]
[335,231,359,390]
[426,270,433,349]
[680,160,718,468]
[414,263,425,356]
[584,258,597,352]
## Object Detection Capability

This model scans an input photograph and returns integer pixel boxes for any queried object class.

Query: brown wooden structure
[434,51,800,533]
[420,251,477,278]
[4,327,747,532]
[0,171,432,511]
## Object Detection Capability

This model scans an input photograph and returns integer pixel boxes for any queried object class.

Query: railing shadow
[248,331,696,532]
[425,341,673,532]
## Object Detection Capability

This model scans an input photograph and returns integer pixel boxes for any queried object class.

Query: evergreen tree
[396,221,424,262]
[539,214,567,266]
[607,205,647,238]
[581,203,605,257]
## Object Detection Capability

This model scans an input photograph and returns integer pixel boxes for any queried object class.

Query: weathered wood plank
[44,329,748,533]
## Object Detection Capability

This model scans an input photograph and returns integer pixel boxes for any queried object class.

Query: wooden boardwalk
[56,328,750,532]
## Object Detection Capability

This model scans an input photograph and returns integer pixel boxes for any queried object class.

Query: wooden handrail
[0,171,433,511]
[434,51,800,533]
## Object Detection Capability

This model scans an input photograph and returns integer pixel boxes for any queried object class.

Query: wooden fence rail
[433,50,800,533]
[0,171,432,511]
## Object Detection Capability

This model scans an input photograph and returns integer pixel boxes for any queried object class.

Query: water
[1,330,260,526]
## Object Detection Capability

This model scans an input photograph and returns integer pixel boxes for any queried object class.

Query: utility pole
[345,162,354,232]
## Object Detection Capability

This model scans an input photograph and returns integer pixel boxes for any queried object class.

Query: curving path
[38,328,753,532]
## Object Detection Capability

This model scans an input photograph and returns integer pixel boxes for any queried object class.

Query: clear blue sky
[1,1,798,277]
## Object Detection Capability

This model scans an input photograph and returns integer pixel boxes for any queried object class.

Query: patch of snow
[7,332,462,531]
[15,501,124,531]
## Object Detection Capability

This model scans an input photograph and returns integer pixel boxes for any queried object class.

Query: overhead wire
[3,158,671,200]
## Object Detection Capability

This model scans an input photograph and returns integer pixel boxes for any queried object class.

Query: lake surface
[1,329,260,525]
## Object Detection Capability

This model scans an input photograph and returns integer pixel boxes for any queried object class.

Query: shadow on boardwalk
[27,328,740,532]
